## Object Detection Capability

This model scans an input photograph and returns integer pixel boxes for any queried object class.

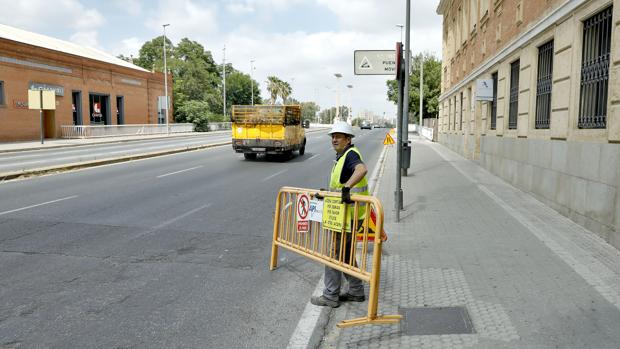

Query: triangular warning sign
[383,133,395,145]
[359,56,372,69]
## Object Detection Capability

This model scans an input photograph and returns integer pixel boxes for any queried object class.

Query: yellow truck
[231,105,306,160]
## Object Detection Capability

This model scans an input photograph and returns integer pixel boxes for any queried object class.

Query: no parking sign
[296,193,310,233]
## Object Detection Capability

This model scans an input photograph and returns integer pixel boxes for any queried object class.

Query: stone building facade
[0,24,171,141]
[436,0,620,248]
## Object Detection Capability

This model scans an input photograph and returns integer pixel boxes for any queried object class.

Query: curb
[0,141,231,181]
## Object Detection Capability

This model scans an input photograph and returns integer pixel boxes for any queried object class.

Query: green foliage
[226,71,262,107]
[318,106,349,123]
[175,100,224,132]
[387,53,442,123]
[300,101,320,122]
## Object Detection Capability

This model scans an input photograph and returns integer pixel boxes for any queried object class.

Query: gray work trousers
[323,231,364,300]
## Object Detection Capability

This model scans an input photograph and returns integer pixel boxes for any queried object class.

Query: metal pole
[334,73,342,122]
[162,24,170,135]
[223,45,226,118]
[395,42,404,222]
[250,59,255,106]
[402,0,411,176]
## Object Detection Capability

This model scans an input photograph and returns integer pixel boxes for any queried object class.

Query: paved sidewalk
[320,135,620,348]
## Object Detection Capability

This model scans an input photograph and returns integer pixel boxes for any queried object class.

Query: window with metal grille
[579,6,612,129]
[508,60,520,129]
[536,40,553,129]
[0,81,5,105]
[491,72,497,130]
[459,92,463,130]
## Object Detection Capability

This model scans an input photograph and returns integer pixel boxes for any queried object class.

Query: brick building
[0,24,171,141]
[436,0,620,248]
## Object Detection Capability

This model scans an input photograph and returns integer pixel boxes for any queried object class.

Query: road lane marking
[152,203,212,230]
[262,169,287,182]
[307,154,320,160]
[0,195,78,216]
[157,165,203,178]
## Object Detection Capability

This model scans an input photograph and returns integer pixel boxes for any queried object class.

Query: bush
[176,100,224,132]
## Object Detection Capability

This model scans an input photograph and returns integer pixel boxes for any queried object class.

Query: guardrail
[60,124,194,139]
[270,187,401,328]
[207,122,232,131]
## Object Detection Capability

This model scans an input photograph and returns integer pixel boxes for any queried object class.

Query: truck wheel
[244,153,257,160]
[299,138,306,156]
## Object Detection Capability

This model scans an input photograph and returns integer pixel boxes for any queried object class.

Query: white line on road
[157,165,203,178]
[0,195,79,216]
[262,169,287,182]
[152,203,212,230]
[307,154,320,160]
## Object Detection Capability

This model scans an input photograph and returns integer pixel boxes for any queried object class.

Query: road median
[0,141,231,181]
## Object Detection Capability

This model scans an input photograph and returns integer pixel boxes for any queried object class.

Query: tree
[300,102,320,122]
[279,81,292,104]
[226,71,262,107]
[266,76,281,105]
[134,36,174,72]
[175,100,223,132]
[386,53,442,123]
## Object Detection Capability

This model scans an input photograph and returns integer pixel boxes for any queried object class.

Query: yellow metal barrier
[270,186,402,328]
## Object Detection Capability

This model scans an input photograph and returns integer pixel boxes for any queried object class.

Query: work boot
[338,293,365,302]
[310,295,340,308]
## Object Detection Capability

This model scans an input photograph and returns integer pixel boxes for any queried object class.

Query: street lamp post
[223,45,226,118]
[346,84,353,123]
[396,24,404,43]
[162,23,170,135]
[334,73,342,123]
[250,59,255,105]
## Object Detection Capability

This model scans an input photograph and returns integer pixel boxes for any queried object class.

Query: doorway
[72,91,83,125]
[43,110,56,138]
[116,96,124,125]
[89,93,110,125]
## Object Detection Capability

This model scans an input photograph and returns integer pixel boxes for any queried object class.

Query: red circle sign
[297,194,309,220]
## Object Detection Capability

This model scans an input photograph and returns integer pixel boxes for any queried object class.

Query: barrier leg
[270,194,283,271]
[337,239,402,328]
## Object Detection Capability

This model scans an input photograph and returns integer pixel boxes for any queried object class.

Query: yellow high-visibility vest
[329,146,369,221]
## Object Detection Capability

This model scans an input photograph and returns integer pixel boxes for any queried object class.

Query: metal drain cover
[399,306,475,335]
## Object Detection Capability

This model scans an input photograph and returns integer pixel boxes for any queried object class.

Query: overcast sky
[0,0,442,119]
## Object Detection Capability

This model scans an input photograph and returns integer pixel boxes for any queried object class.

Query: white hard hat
[328,121,355,138]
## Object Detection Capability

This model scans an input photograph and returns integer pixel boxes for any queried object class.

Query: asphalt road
[0,133,231,173]
[0,128,388,348]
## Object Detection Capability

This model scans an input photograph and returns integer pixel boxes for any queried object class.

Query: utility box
[401,141,412,169]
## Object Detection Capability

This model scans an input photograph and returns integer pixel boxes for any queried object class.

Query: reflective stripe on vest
[329,146,369,220]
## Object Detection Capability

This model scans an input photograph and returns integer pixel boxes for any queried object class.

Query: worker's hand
[341,187,353,204]
[314,188,327,200]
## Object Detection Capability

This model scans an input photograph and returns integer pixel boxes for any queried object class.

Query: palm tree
[266,76,280,105]
[279,81,292,104]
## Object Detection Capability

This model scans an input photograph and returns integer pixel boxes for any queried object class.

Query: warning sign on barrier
[296,193,310,233]
[322,197,351,232]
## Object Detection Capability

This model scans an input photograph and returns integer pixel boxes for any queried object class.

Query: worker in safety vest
[311,121,369,308]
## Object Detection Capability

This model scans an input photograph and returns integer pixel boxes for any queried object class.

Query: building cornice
[439,0,587,101]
